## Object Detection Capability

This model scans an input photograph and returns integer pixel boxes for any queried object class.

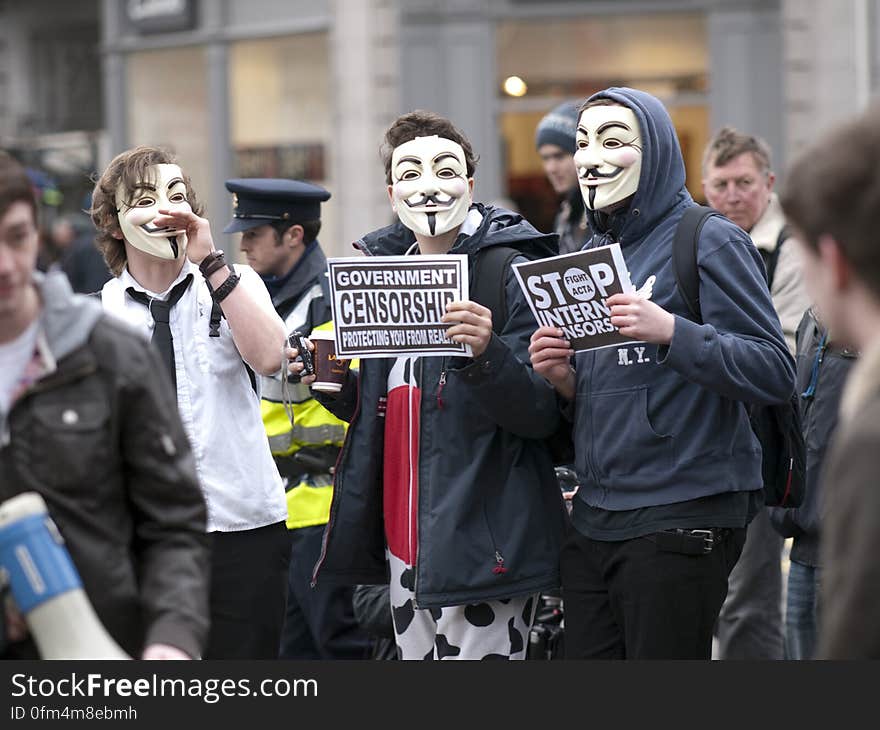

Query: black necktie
[126,274,193,388]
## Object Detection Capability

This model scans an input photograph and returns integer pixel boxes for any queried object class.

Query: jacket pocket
[590,386,674,480]
[24,398,112,491]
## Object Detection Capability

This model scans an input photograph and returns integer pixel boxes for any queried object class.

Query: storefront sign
[234,144,325,182]
[126,0,195,34]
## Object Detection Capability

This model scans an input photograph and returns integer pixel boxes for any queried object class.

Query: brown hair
[577,97,624,117]
[90,145,203,276]
[382,111,479,185]
[0,151,37,224]
[272,219,322,247]
[702,126,772,176]
[780,103,880,298]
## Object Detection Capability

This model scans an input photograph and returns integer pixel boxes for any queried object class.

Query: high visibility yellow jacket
[260,243,346,530]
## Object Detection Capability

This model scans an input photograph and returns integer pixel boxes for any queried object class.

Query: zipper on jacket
[585,352,600,492]
[436,369,447,409]
[482,503,507,575]
[412,357,425,608]
[492,550,507,575]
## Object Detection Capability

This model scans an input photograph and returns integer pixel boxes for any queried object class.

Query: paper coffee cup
[310,330,350,392]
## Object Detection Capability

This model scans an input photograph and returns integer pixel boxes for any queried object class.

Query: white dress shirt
[100,259,287,532]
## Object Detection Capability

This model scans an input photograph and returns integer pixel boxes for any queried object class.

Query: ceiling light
[503,76,528,97]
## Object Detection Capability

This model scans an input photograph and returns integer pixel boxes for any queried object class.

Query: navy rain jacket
[312,204,568,608]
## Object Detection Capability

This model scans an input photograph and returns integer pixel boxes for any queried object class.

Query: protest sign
[327,255,471,358]
[513,243,635,352]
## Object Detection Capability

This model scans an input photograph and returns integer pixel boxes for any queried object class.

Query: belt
[649,528,732,555]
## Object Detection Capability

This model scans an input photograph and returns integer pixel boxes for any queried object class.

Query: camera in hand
[289,331,315,377]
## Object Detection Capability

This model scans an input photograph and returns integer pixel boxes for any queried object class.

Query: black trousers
[561,527,746,659]
[278,524,373,659]
[204,521,290,660]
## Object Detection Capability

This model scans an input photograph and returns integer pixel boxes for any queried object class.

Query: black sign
[513,244,634,352]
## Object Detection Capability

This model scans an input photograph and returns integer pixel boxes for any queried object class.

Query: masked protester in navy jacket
[529,87,795,659]
[292,111,567,660]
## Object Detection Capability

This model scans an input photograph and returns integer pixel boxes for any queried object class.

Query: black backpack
[672,206,805,508]
[470,245,575,467]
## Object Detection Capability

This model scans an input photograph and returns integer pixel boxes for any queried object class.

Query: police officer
[224,178,372,659]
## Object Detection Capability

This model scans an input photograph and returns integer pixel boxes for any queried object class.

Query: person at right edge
[528,87,795,659]
[768,307,856,659]
[702,126,810,660]
[779,103,880,659]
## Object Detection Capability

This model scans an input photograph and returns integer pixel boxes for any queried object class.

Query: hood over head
[581,87,691,244]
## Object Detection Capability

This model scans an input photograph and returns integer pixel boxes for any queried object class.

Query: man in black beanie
[535,100,587,254]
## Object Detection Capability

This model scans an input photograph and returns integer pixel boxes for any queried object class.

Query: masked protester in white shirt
[89,145,290,660]
[0,150,209,661]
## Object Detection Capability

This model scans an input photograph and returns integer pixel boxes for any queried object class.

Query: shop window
[230,33,336,253]
[497,12,709,233]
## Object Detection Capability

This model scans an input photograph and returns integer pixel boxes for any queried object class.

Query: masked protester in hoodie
[291,110,567,660]
[529,88,795,659]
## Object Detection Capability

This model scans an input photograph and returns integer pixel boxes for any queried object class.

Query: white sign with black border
[327,255,471,359]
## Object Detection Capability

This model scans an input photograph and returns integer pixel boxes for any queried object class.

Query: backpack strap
[210,295,257,394]
[761,224,789,291]
[470,246,521,335]
[671,205,718,323]
[209,299,223,337]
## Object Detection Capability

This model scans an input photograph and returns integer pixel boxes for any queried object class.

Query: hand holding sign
[606,292,675,345]
[442,300,492,358]
[528,327,576,400]
[513,244,635,353]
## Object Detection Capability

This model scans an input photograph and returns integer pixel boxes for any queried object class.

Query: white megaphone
[0,492,129,659]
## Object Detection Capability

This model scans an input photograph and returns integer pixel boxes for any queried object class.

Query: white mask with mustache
[115,163,190,260]
[574,105,643,211]
[389,136,472,238]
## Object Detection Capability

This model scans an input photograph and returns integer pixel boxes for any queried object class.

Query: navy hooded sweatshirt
[569,87,796,540]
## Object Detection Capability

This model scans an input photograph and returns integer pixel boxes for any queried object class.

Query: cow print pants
[387,551,538,660]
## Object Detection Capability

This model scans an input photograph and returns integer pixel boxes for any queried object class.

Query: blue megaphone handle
[0,513,82,613]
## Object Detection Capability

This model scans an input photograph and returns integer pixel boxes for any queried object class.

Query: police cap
[223,178,331,234]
